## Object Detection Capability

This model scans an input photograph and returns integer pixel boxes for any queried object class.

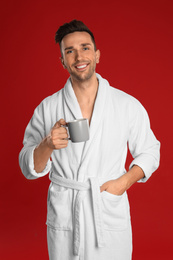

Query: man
[19,20,160,260]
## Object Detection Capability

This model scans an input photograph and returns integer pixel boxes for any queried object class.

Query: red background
[1,0,173,259]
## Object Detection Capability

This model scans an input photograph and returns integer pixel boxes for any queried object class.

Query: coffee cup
[65,118,89,143]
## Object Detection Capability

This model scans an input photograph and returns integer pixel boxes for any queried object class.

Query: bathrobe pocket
[46,183,73,230]
[101,191,128,231]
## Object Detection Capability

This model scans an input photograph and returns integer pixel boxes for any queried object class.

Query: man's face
[60,31,100,82]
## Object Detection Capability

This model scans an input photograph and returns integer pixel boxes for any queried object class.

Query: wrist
[123,173,133,190]
[36,136,53,155]
[43,136,54,151]
[34,137,53,173]
[115,175,129,194]
[122,165,145,190]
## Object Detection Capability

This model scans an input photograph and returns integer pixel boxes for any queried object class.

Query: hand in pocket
[100,177,127,196]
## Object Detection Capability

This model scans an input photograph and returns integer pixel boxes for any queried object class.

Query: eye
[66,50,73,54]
[83,47,89,51]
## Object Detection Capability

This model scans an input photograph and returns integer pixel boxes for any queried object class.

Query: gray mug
[66,118,90,143]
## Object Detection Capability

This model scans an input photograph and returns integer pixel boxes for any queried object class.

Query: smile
[75,64,89,70]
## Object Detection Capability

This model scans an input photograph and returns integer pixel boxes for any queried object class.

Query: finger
[51,127,68,137]
[52,131,68,139]
[54,139,68,145]
[54,121,61,128]
[52,134,68,142]
[100,185,105,193]
[60,133,69,139]
[53,119,67,128]
[54,141,68,149]
[58,127,68,134]
[100,183,108,192]
[59,118,67,126]
[57,144,68,149]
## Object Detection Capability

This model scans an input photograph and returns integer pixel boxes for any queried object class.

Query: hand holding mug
[47,119,69,150]
[47,118,90,150]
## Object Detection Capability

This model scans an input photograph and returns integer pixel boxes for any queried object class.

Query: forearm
[122,165,145,191]
[34,137,53,173]
[100,165,145,195]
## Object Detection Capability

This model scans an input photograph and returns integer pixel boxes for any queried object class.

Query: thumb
[54,118,67,128]
[59,118,67,126]
[53,121,61,128]
[100,182,109,192]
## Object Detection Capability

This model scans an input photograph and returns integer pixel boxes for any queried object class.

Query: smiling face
[60,31,100,83]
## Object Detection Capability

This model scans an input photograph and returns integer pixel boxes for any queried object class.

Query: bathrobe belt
[49,173,105,256]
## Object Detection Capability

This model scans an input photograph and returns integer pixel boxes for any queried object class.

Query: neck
[71,73,99,104]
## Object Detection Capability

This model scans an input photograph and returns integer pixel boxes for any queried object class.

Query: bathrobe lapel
[81,74,109,166]
[62,74,109,176]
[63,78,83,120]
[62,78,86,171]
[80,74,109,163]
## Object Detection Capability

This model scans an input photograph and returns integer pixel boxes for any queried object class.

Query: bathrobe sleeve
[128,98,160,182]
[19,102,52,179]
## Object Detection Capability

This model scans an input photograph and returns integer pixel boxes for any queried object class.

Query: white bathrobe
[19,73,160,260]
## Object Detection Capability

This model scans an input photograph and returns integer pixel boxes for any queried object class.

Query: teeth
[76,65,87,69]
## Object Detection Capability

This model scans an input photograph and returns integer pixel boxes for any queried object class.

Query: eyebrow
[64,43,92,51]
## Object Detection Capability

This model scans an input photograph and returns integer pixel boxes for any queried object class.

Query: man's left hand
[100,177,127,196]
[100,166,145,196]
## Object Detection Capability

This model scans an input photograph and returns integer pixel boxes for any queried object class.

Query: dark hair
[55,20,97,51]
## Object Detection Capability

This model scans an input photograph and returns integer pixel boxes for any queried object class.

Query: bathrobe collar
[63,73,109,163]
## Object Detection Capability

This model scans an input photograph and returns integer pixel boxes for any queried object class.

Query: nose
[75,50,83,61]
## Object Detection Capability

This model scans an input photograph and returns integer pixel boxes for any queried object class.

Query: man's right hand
[34,118,69,173]
[46,118,69,150]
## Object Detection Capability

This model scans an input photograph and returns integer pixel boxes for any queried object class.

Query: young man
[19,20,160,260]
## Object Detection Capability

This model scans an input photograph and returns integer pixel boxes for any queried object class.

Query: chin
[71,71,95,82]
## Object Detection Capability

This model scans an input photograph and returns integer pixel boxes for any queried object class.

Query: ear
[96,49,100,64]
[60,57,67,69]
